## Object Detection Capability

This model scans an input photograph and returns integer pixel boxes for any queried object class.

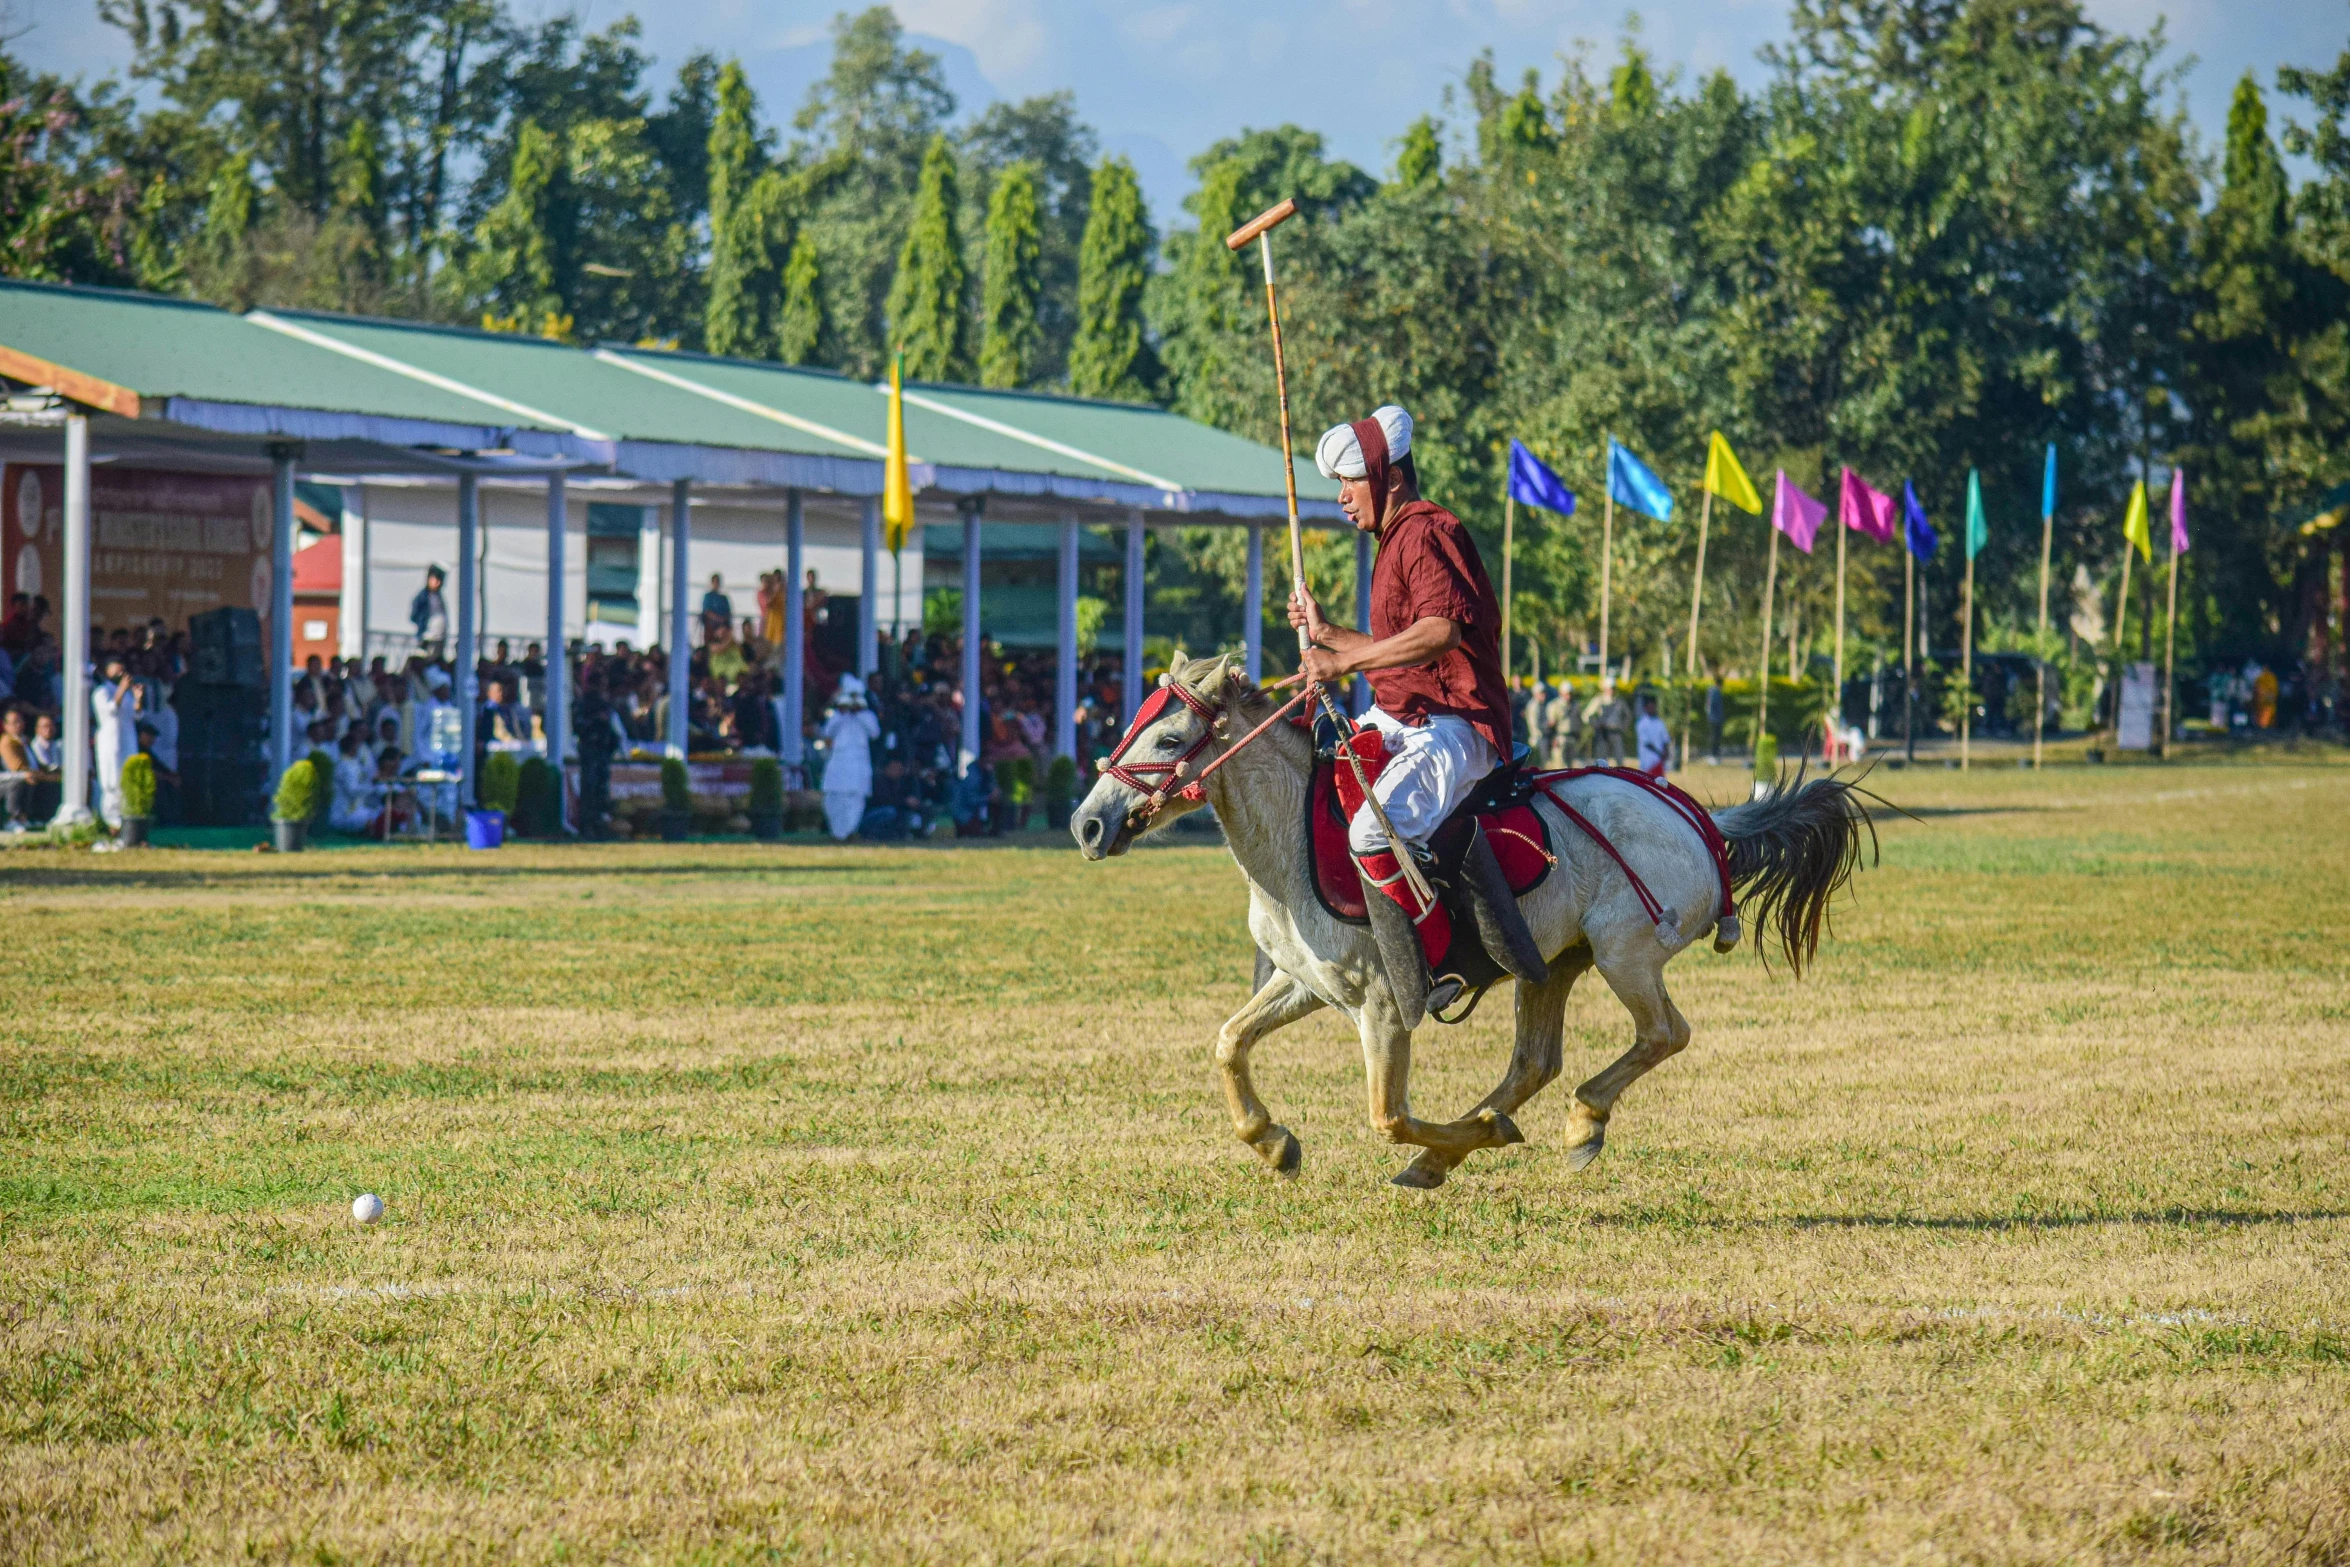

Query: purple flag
[1839,467,1897,543]
[2170,466,2190,554]
[1773,470,1827,554]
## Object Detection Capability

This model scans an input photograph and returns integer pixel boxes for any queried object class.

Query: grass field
[5,758,2349,1565]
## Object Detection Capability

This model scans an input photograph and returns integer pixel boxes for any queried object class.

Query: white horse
[1071,653,1872,1188]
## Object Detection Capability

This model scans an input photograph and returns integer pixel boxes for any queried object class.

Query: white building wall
[350,481,919,657]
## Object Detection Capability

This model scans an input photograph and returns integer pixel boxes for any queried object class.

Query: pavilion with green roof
[0,278,1342,822]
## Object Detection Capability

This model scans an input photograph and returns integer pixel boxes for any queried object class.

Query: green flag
[1965,469,1988,561]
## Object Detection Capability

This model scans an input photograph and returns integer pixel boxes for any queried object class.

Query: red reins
[1098,678,1313,819]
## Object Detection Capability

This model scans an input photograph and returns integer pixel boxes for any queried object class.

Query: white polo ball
[352,1193,385,1225]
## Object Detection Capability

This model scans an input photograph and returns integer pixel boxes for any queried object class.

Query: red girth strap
[1535,765,1738,927]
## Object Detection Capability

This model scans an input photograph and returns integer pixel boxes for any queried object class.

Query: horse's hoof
[1483,1111,1525,1147]
[1254,1126,1302,1179]
[1563,1119,1606,1172]
[1391,1159,1447,1190]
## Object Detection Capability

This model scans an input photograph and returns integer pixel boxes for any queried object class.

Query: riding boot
[1458,822,1550,985]
[1357,848,1452,1030]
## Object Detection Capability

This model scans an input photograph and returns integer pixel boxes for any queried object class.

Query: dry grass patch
[3,760,2348,1563]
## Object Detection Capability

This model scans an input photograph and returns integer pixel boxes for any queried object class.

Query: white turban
[1315,405,1412,480]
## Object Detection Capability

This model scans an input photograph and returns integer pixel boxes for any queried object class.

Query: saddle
[1306,733,1557,1008]
[1307,731,1745,1009]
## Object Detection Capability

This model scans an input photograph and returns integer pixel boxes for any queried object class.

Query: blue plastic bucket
[463,808,506,850]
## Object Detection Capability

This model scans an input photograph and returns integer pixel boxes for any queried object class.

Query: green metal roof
[0,279,1343,521]
[0,279,547,449]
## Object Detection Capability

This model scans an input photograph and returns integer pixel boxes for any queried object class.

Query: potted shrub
[658,755,692,842]
[118,754,156,847]
[1000,755,1035,833]
[747,757,784,840]
[1043,754,1078,830]
[271,759,320,852]
[513,756,553,837]
[304,749,335,822]
[480,751,521,816]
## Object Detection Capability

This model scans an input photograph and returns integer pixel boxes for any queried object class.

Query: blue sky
[11,0,2348,222]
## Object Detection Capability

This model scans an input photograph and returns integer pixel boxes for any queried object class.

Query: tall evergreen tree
[778,232,826,364]
[979,160,1044,387]
[886,134,969,380]
[464,117,563,334]
[1069,156,1158,401]
[705,60,769,356]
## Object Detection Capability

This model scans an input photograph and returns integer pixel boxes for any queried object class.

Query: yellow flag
[882,350,915,553]
[1703,430,1763,515]
[2122,478,2152,563]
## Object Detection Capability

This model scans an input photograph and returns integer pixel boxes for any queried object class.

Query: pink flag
[1839,467,1898,542]
[2170,466,2190,554]
[1773,470,1827,554]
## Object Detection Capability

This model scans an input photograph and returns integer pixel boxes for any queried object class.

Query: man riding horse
[1288,404,1546,1024]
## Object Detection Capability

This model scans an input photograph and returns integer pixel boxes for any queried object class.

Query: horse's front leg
[1217,968,1325,1177]
[1356,993,1524,1187]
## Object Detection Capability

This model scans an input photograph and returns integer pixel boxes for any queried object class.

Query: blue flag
[1507,439,1576,515]
[2042,443,2057,519]
[1902,480,1938,562]
[1607,438,1673,522]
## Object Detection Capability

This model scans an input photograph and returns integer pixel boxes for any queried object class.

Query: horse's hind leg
[1217,969,1325,1177]
[1398,946,1594,1189]
[1562,938,1692,1172]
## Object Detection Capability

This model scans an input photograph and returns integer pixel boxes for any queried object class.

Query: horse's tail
[1710,765,1877,976]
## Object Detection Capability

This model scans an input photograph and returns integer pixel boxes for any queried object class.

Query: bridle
[1096,675,1315,825]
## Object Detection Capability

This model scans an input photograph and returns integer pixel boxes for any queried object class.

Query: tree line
[6,0,2350,692]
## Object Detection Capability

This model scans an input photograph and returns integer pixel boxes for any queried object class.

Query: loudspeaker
[189,606,264,688]
[179,757,266,826]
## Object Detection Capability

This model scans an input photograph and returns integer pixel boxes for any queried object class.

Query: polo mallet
[1225,198,1432,908]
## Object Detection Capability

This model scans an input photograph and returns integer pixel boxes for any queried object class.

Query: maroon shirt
[1364,499,1511,760]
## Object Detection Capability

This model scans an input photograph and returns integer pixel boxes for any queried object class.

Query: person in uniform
[1287,405,1546,1025]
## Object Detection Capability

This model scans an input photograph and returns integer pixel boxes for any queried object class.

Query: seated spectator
[0,705,37,830]
[479,677,531,744]
[951,759,994,838]
[328,731,380,834]
[133,722,180,823]
[29,710,61,772]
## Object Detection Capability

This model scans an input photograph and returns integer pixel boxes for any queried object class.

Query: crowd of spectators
[0,565,1162,840]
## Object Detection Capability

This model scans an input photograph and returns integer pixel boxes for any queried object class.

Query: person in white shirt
[90,656,141,824]
[327,731,380,834]
[818,675,881,840]
[1635,693,1673,777]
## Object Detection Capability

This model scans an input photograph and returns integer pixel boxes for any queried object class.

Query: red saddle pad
[1307,748,1553,925]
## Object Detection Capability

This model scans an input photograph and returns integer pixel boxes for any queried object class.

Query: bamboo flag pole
[2161,504,2180,760]
[1833,501,1847,703]
[1757,524,1779,744]
[2034,497,2053,770]
[1903,548,1915,762]
[1960,545,1975,771]
[1501,490,1515,684]
[1597,436,1615,684]
[2110,541,2134,749]
[1685,485,1712,680]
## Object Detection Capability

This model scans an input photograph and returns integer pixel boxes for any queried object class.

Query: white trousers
[1347,707,1497,854]
[823,790,868,841]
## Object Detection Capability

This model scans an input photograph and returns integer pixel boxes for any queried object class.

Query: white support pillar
[1055,516,1078,761]
[782,490,805,777]
[56,413,93,825]
[859,494,880,679]
[270,447,298,785]
[1122,508,1145,720]
[339,485,367,660]
[668,477,690,758]
[638,505,664,650]
[1244,522,1264,685]
[1353,526,1373,715]
[455,471,478,805]
[959,497,983,769]
[544,470,568,781]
